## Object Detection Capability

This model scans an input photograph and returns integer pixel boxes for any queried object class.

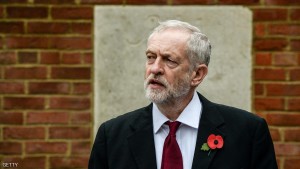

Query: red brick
[29,82,70,94]
[127,0,167,4]
[254,23,266,37]
[265,113,300,126]
[265,0,300,5]
[0,112,23,124]
[49,97,90,110]
[269,128,281,141]
[71,141,90,154]
[71,22,92,34]
[49,127,90,139]
[6,36,50,49]
[255,52,272,65]
[27,112,69,124]
[28,22,70,34]
[288,98,300,111]
[0,52,17,64]
[0,6,3,18]
[0,142,22,154]
[218,0,259,5]
[291,40,300,51]
[71,112,91,124]
[253,8,287,21]
[254,98,284,110]
[49,37,92,49]
[81,0,122,4]
[171,0,215,4]
[51,67,91,79]
[254,68,286,81]
[50,156,89,169]
[26,142,67,154]
[290,69,300,81]
[6,36,92,49]
[0,37,3,47]
[274,143,300,156]
[18,52,38,64]
[61,53,81,64]
[284,158,300,169]
[254,38,288,51]
[254,83,264,95]
[284,129,300,142]
[34,0,75,4]
[4,127,45,139]
[3,157,45,169]
[83,52,92,64]
[40,52,60,64]
[0,67,2,79]
[291,8,300,20]
[4,67,47,79]
[0,21,24,33]
[4,97,45,110]
[273,53,298,66]
[51,7,93,19]
[266,84,300,96]
[268,24,300,36]
[0,82,24,94]
[7,7,48,19]
[0,0,27,3]
[73,83,91,94]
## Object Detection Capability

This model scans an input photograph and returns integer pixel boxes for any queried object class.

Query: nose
[150,58,164,75]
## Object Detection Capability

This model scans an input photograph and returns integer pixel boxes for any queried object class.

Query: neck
[156,91,195,121]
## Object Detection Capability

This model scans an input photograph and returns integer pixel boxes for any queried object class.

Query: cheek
[144,67,151,78]
[173,71,189,83]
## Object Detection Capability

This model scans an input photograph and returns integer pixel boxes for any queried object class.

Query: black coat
[89,93,278,169]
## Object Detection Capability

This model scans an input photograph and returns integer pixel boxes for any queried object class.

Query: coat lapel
[192,93,226,169]
[127,104,157,169]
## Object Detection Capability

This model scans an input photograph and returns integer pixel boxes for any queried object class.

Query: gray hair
[148,20,211,68]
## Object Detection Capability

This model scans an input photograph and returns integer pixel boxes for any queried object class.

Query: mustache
[144,74,169,87]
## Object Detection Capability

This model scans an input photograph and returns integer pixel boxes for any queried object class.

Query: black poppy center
[214,140,219,145]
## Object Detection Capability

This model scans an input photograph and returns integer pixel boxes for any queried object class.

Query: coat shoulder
[212,102,268,138]
[198,93,264,124]
[215,103,262,122]
[98,104,152,134]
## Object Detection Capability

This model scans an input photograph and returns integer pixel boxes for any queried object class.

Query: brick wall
[0,0,299,169]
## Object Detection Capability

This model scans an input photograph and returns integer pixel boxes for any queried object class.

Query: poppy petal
[207,134,217,149]
[215,135,224,148]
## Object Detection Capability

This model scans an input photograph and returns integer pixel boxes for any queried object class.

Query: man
[89,20,278,169]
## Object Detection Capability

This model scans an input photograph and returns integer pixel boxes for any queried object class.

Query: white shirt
[152,92,202,169]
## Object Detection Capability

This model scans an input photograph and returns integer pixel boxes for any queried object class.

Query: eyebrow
[145,49,154,55]
[145,48,182,61]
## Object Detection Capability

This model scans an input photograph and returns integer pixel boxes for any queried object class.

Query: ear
[190,64,208,87]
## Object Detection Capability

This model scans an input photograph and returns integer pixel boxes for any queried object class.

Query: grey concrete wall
[94,6,252,133]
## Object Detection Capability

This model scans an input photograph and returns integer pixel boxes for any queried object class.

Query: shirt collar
[152,92,202,133]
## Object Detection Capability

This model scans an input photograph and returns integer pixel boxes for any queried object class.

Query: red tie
[161,121,183,169]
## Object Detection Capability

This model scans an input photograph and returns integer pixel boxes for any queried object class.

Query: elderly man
[89,20,278,169]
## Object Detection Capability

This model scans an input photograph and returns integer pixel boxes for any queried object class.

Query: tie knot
[166,121,181,136]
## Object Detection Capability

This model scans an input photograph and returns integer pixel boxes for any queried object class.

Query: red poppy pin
[201,134,224,156]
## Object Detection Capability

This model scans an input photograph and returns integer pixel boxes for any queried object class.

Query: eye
[167,58,175,63]
[146,55,156,64]
[166,58,178,67]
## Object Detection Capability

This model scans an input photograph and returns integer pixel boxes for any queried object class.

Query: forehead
[147,29,190,56]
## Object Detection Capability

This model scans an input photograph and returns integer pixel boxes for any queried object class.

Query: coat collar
[127,104,158,169]
[192,93,226,169]
[127,93,226,169]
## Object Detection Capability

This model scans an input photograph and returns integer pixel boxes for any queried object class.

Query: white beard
[144,73,191,104]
